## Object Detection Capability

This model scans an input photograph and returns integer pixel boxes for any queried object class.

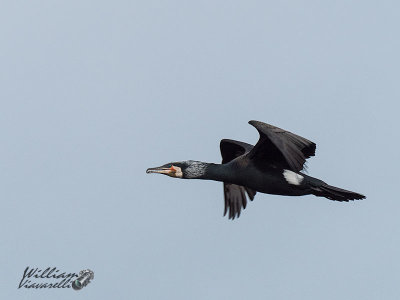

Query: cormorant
[147,120,365,219]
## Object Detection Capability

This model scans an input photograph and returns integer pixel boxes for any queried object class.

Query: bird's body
[196,160,309,196]
[147,120,365,219]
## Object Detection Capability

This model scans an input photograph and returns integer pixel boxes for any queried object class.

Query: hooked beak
[146,166,175,176]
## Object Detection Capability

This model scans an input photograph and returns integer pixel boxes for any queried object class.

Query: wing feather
[220,139,257,219]
[247,120,316,172]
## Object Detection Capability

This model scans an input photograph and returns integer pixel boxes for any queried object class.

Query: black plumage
[147,120,365,219]
[220,139,257,219]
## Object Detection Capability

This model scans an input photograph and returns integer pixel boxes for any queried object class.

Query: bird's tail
[311,183,365,202]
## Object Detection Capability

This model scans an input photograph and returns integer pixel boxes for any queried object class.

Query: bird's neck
[184,161,232,182]
[195,162,231,182]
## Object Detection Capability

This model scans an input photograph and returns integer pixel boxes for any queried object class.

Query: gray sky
[1,1,398,299]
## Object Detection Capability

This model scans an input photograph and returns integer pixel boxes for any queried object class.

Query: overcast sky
[1,1,399,299]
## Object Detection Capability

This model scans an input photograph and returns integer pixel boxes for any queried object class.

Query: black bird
[147,121,365,219]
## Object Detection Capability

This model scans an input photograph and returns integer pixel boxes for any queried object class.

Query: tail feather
[312,184,366,202]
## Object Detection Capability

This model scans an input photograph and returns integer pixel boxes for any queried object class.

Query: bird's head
[146,160,208,179]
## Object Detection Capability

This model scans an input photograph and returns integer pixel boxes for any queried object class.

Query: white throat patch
[283,170,304,185]
[173,166,183,178]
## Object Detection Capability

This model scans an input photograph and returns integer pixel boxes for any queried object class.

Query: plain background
[1,1,398,299]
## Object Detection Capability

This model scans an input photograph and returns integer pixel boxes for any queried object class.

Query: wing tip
[248,120,276,132]
[248,120,259,126]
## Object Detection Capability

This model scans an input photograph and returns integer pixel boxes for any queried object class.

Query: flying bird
[147,120,365,219]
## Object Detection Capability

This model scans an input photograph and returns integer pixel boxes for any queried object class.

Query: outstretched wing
[247,120,316,172]
[220,139,253,163]
[220,139,257,219]
[223,183,256,219]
